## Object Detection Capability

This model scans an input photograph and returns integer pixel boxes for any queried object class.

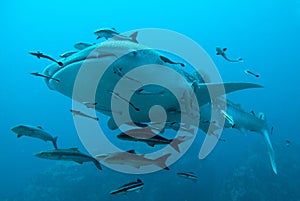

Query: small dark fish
[30,72,60,82]
[216,47,243,62]
[244,69,260,78]
[29,51,63,66]
[285,140,291,147]
[110,179,144,195]
[177,172,198,181]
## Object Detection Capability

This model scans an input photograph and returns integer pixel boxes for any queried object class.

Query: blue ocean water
[1,0,299,200]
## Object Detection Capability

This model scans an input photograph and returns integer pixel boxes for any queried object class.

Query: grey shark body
[96,150,170,170]
[11,124,58,149]
[35,148,102,170]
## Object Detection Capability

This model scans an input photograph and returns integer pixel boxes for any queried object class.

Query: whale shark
[31,34,276,173]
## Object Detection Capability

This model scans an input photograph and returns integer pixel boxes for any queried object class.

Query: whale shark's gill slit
[108,90,140,112]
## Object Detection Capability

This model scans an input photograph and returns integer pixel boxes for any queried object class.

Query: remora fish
[29,51,63,66]
[110,178,144,195]
[94,27,120,39]
[30,72,60,82]
[11,124,58,149]
[94,28,139,43]
[34,148,102,170]
[70,109,99,121]
[216,47,243,62]
[177,172,198,181]
[117,128,190,152]
[244,69,260,78]
[96,150,170,170]
[74,42,94,50]
[59,50,78,58]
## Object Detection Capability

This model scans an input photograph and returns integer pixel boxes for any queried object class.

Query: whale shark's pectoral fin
[262,130,277,174]
[193,82,263,106]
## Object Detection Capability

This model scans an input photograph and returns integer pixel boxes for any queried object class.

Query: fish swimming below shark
[96,150,170,170]
[35,148,102,171]
[117,128,190,152]
[11,124,58,149]
[110,178,144,195]
[177,171,199,182]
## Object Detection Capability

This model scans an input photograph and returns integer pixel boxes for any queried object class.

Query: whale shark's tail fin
[261,129,277,174]
[259,113,277,175]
